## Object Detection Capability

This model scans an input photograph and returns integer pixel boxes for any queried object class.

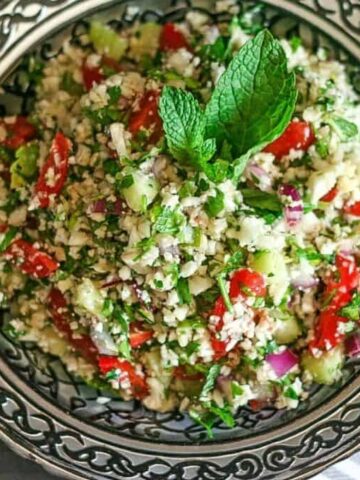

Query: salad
[0,1,359,436]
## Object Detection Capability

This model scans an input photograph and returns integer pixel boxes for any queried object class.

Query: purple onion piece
[291,276,319,290]
[91,199,106,214]
[278,184,303,227]
[266,349,299,377]
[345,333,360,358]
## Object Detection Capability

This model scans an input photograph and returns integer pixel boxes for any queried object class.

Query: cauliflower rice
[0,2,359,435]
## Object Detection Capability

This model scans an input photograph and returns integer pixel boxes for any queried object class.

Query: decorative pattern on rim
[0,1,359,479]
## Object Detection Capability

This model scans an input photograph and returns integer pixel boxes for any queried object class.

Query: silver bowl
[0,1,359,479]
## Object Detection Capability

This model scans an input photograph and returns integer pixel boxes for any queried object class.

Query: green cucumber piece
[89,21,128,61]
[301,346,344,385]
[121,169,159,212]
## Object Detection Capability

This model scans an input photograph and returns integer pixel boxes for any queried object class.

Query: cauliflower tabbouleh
[0,2,359,435]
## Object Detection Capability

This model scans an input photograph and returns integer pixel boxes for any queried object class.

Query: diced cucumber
[10,142,39,188]
[75,278,105,319]
[129,22,162,60]
[250,250,289,305]
[301,346,344,385]
[89,21,128,61]
[121,169,159,212]
[274,315,302,344]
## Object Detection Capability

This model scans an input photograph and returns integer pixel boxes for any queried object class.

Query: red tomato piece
[230,269,266,300]
[0,224,8,233]
[263,120,315,159]
[35,132,71,208]
[344,201,360,217]
[312,254,360,351]
[48,288,98,364]
[4,239,59,278]
[159,23,190,51]
[310,308,347,351]
[211,336,228,360]
[129,331,154,348]
[98,355,148,399]
[128,90,162,143]
[173,366,204,381]
[1,116,37,150]
[210,296,227,332]
[82,63,104,91]
[320,187,338,203]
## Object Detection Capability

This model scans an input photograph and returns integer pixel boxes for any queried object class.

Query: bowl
[0,1,359,479]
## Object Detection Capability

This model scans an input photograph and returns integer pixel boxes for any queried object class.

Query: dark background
[0,443,57,479]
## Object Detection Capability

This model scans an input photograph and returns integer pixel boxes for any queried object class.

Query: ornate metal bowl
[0,1,359,479]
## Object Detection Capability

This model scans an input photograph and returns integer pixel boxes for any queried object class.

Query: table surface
[0,440,359,480]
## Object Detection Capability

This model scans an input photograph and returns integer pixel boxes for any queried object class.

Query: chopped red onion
[266,349,298,377]
[291,276,319,290]
[345,333,360,358]
[247,163,271,190]
[112,198,126,215]
[278,184,303,227]
[91,199,106,214]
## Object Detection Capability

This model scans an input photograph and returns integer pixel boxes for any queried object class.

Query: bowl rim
[0,0,359,479]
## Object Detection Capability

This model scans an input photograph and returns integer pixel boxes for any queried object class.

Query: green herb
[207,402,235,428]
[179,181,196,199]
[315,138,329,159]
[200,364,221,401]
[189,409,216,438]
[152,205,184,235]
[223,250,245,274]
[290,36,302,52]
[134,237,155,261]
[284,386,299,400]
[327,116,358,142]
[0,227,17,252]
[205,30,297,158]
[217,274,233,313]
[242,189,282,212]
[200,36,230,63]
[231,382,244,397]
[339,292,360,321]
[118,339,131,360]
[177,278,192,305]
[108,85,121,104]
[84,105,122,126]
[204,189,224,218]
[119,174,134,189]
[258,339,278,357]
[60,71,84,96]
[101,298,114,318]
[159,86,216,169]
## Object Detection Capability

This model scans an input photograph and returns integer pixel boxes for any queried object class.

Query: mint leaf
[327,116,358,141]
[0,227,17,253]
[159,86,216,166]
[205,29,297,158]
[204,189,224,217]
[242,189,282,212]
[151,205,184,235]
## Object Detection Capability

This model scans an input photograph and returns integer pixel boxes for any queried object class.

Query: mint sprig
[159,29,297,182]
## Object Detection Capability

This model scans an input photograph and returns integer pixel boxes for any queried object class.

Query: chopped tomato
[98,355,148,399]
[159,23,190,51]
[4,239,59,278]
[82,62,104,91]
[311,254,360,352]
[0,224,8,233]
[344,201,360,217]
[230,268,266,300]
[249,399,272,411]
[128,90,162,143]
[129,331,154,348]
[1,116,37,150]
[173,366,204,381]
[35,132,71,208]
[321,187,338,203]
[211,336,228,360]
[48,288,98,364]
[264,120,315,159]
